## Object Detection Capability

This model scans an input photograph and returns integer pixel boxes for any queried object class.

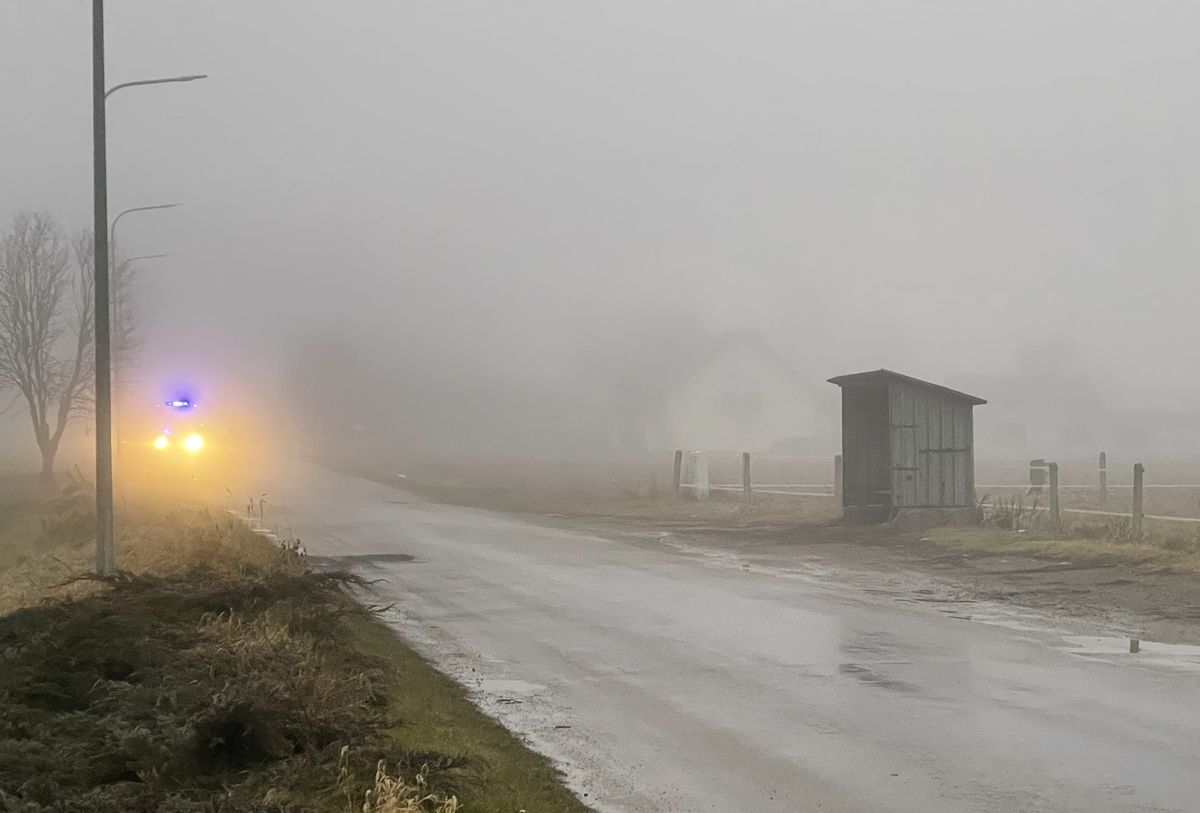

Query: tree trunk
[38,440,57,489]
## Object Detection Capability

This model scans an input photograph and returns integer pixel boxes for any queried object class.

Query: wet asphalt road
[278,466,1200,813]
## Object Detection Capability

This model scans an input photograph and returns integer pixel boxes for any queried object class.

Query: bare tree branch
[0,211,94,483]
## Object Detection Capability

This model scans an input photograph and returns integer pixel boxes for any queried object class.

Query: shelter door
[892,424,918,507]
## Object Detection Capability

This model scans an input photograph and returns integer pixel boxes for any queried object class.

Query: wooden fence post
[1049,462,1060,528]
[834,454,844,502]
[742,452,751,503]
[672,450,683,495]
[1133,463,1145,540]
[1098,451,1107,505]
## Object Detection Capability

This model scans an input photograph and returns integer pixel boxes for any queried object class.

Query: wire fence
[672,449,1200,529]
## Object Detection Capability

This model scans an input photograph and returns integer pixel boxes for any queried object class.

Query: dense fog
[4,1,1200,470]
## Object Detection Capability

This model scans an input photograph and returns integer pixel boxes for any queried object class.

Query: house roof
[827,369,987,406]
[603,328,831,427]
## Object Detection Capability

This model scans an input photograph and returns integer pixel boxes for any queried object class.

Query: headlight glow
[183,433,204,453]
[153,435,170,450]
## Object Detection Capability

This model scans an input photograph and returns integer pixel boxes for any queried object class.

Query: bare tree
[0,211,95,485]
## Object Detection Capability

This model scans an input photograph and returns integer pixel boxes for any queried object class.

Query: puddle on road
[654,532,1200,678]
[837,663,917,693]
[659,534,1056,628]
[313,552,417,566]
[1060,635,1200,673]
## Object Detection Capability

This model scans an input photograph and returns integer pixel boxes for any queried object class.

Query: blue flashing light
[165,399,193,410]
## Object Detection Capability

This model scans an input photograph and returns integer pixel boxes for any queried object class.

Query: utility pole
[89,4,204,572]
[93,0,115,575]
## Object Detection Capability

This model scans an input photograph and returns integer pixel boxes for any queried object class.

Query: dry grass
[924,497,1200,573]
[0,489,282,616]
[923,526,1200,571]
[330,750,459,813]
[0,485,587,813]
[0,509,437,811]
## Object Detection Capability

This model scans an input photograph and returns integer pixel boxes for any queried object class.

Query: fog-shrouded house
[949,369,1200,459]
[604,331,836,454]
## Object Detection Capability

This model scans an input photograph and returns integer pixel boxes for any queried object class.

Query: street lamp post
[92,0,113,575]
[92,0,205,574]
[110,204,179,263]
[109,204,179,396]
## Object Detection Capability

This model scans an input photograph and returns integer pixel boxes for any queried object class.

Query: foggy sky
[4,1,1200,461]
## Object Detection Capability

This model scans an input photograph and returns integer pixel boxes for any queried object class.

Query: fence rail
[974,501,1200,526]
[687,484,836,498]
[672,448,1200,533]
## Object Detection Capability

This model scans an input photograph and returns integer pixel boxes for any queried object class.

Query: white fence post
[691,452,709,500]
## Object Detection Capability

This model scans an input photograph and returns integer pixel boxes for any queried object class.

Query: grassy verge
[0,486,591,813]
[921,498,1200,573]
[354,620,589,813]
[921,526,1200,572]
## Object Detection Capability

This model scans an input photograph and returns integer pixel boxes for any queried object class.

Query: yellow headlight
[153,435,170,450]
[183,433,204,453]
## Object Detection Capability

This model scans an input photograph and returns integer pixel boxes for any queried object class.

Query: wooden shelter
[828,370,986,524]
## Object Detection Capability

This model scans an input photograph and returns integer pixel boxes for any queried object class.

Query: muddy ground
[600,519,1200,645]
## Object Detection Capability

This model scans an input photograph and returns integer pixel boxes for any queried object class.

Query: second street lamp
[107,203,181,541]
[110,203,180,263]
[105,74,207,101]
